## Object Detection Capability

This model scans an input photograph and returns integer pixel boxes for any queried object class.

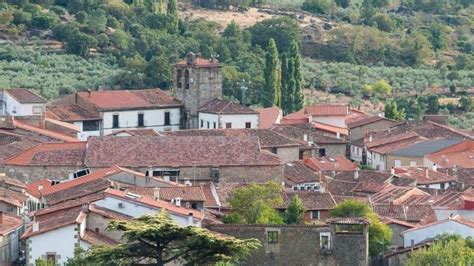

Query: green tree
[408,236,474,266]
[263,38,281,107]
[427,23,448,51]
[360,0,375,24]
[280,52,291,114]
[167,0,179,33]
[401,32,432,66]
[288,40,304,113]
[363,79,392,96]
[427,94,440,114]
[459,96,472,112]
[248,17,300,53]
[69,211,261,265]
[384,101,406,120]
[335,0,350,8]
[65,32,97,57]
[331,200,392,256]
[226,182,284,224]
[284,194,305,224]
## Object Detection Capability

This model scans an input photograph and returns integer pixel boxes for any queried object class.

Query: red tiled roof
[159,186,207,202]
[304,105,348,116]
[76,89,182,111]
[256,107,281,129]
[13,120,79,142]
[109,129,159,136]
[347,116,392,129]
[198,99,257,115]
[46,105,100,122]
[104,188,204,219]
[0,174,26,188]
[370,185,429,204]
[283,191,336,210]
[425,140,474,168]
[84,136,282,168]
[200,183,220,208]
[284,161,321,185]
[5,142,86,166]
[395,167,457,185]
[312,122,348,135]
[281,110,307,123]
[366,131,419,149]
[305,156,357,172]
[88,204,132,220]
[22,206,84,239]
[0,213,23,235]
[175,57,221,68]
[6,88,46,103]
[44,118,80,132]
[325,170,392,196]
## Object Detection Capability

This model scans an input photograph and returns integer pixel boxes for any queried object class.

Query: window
[441,183,445,190]
[267,231,278,244]
[95,228,100,233]
[225,123,232,129]
[394,160,401,167]
[112,114,119,128]
[320,232,331,250]
[46,254,56,264]
[207,121,210,128]
[271,147,277,154]
[185,70,190,90]
[245,122,251,128]
[319,148,326,157]
[213,122,216,129]
[311,210,320,220]
[200,119,204,128]
[299,150,304,160]
[164,112,170,126]
[83,120,100,132]
[33,106,43,114]
[410,161,417,167]
[138,113,144,127]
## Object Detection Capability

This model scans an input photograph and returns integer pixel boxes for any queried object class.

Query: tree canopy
[69,210,261,265]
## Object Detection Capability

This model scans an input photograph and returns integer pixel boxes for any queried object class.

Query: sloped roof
[270,124,348,144]
[305,156,357,172]
[425,140,474,168]
[81,229,119,246]
[312,122,348,135]
[6,88,46,103]
[401,215,474,235]
[175,57,221,68]
[0,213,23,235]
[389,139,462,157]
[284,161,321,185]
[5,142,86,166]
[198,99,257,115]
[395,167,457,185]
[13,120,78,142]
[46,105,100,122]
[256,107,281,129]
[84,136,282,168]
[159,186,207,202]
[304,105,348,116]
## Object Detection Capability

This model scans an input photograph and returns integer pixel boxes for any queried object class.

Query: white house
[401,215,474,248]
[198,98,259,129]
[0,89,46,116]
[47,89,183,141]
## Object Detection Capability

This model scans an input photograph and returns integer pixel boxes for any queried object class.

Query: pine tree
[263,38,281,108]
[289,41,304,113]
[167,0,179,34]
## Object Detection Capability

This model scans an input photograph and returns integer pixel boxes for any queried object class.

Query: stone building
[208,218,370,266]
[174,52,223,129]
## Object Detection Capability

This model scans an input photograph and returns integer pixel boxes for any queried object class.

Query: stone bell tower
[174,52,222,129]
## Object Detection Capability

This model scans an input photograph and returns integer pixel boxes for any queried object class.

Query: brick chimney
[425,169,429,178]
[153,188,160,201]
[0,211,3,224]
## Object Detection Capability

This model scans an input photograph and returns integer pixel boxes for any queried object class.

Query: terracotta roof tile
[159,186,206,202]
[304,105,349,116]
[0,213,23,235]
[46,105,100,122]
[175,57,221,68]
[200,183,220,208]
[13,120,78,142]
[198,99,257,115]
[22,206,84,239]
[425,140,474,168]
[84,136,282,168]
[256,107,282,129]
[270,124,348,144]
[81,229,119,246]
[5,142,86,166]
[88,204,132,221]
[0,139,39,162]
[370,185,429,204]
[395,167,457,185]
[305,156,357,172]
[109,129,159,136]
[215,183,249,209]
[6,89,46,103]
[311,122,348,135]
[283,191,336,210]
[325,170,392,196]
[284,161,321,185]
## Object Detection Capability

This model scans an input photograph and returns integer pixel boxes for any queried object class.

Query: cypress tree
[167,0,179,34]
[286,58,296,113]
[280,53,290,114]
[263,38,281,107]
[289,41,304,112]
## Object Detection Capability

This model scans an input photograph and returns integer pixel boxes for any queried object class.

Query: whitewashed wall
[28,224,77,265]
[73,121,100,141]
[403,220,474,247]
[219,114,259,129]
[312,116,345,128]
[198,113,219,129]
[4,94,44,116]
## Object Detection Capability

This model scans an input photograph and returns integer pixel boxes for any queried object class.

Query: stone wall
[208,224,369,266]
[319,143,347,157]
[350,120,395,142]
[86,212,123,242]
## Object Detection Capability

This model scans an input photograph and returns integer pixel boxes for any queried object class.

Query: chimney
[354,170,359,180]
[303,134,308,142]
[87,89,91,97]
[388,201,394,213]
[188,212,194,226]
[174,197,181,207]
[75,93,79,104]
[425,169,429,178]
[432,163,437,172]
[369,133,373,142]
[32,216,39,232]
[331,170,336,178]
[0,211,3,224]
[38,185,43,191]
[38,115,45,129]
[390,167,395,175]
[153,188,160,200]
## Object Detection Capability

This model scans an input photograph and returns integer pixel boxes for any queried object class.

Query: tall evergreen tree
[289,41,304,113]
[263,38,281,107]
[280,53,290,114]
[167,0,178,34]
[286,58,297,112]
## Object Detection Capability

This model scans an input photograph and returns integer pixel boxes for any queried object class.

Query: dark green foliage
[384,101,406,120]
[248,17,300,53]
[427,23,448,51]
[167,0,178,33]
[426,94,440,114]
[284,195,305,224]
[301,0,333,14]
[288,40,304,113]
[459,96,472,112]
[65,31,97,57]
[335,0,350,8]
[68,211,261,265]
[263,38,281,107]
